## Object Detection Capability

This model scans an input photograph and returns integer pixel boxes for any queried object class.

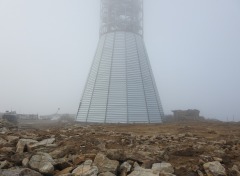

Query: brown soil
[1,120,240,176]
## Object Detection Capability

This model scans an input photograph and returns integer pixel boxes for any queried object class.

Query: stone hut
[172,109,202,121]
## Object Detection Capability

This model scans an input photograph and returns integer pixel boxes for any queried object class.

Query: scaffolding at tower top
[100,0,143,37]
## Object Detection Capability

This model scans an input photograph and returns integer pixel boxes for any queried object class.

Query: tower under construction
[76,0,164,123]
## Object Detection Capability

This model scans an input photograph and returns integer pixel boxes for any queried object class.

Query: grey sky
[0,0,239,121]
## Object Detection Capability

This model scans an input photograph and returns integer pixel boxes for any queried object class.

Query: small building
[18,114,38,120]
[172,109,203,121]
[2,111,19,124]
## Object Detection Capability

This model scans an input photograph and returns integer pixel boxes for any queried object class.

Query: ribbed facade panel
[106,32,128,123]
[76,31,164,123]
[77,35,107,122]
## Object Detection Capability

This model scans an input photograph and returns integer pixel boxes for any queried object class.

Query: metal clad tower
[76,0,164,123]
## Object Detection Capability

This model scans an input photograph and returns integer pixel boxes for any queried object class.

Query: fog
[0,0,239,121]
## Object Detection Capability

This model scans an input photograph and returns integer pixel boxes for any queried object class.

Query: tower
[76,0,164,123]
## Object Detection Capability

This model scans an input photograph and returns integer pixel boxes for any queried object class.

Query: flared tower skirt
[76,31,164,123]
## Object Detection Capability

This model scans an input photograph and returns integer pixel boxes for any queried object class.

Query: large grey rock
[152,163,174,174]
[29,152,55,174]
[203,161,226,176]
[93,153,119,174]
[16,139,38,153]
[0,168,42,176]
[72,160,98,176]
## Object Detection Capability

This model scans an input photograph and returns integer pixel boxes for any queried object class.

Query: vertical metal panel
[125,33,148,122]
[140,36,165,119]
[106,32,127,123]
[136,35,163,122]
[87,33,115,123]
[76,35,107,122]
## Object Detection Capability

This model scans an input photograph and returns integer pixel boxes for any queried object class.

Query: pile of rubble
[0,122,239,176]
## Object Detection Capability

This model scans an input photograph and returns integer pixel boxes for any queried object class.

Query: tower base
[76,32,164,123]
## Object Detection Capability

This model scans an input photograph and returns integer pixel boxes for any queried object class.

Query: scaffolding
[100,0,143,36]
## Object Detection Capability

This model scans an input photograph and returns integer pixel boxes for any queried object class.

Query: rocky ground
[0,119,239,176]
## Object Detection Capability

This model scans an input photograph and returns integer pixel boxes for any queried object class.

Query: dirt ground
[0,120,240,176]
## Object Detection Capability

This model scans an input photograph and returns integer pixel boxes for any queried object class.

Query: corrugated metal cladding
[76,31,164,123]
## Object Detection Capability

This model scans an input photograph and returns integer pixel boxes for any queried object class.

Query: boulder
[152,163,174,174]
[93,153,119,174]
[203,161,226,176]
[16,139,38,153]
[29,152,55,174]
